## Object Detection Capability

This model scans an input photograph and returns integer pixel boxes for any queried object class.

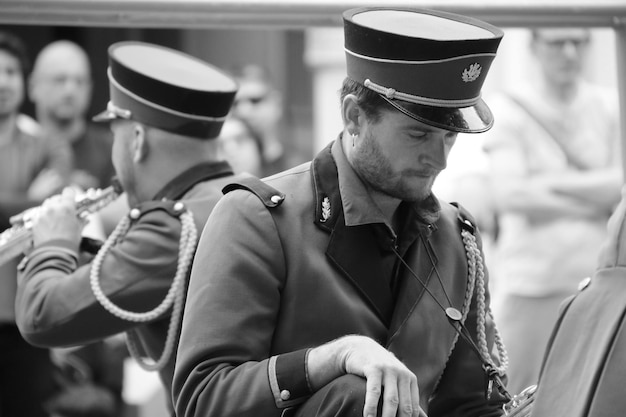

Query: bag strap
[506,93,587,170]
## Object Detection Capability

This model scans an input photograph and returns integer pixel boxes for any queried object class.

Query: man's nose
[421,138,448,170]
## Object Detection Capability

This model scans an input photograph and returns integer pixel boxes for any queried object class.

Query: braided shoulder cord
[89,208,198,371]
[461,228,508,376]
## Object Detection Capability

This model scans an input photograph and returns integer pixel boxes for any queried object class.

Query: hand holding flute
[30,187,86,250]
[0,186,119,265]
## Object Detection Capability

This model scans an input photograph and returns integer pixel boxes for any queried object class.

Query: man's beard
[351,132,435,203]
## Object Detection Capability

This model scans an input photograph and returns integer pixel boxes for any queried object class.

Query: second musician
[14,41,238,414]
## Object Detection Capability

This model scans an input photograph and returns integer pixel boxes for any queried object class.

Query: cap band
[109,68,227,123]
[345,51,495,105]
[108,77,226,138]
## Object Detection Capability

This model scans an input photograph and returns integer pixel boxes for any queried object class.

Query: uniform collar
[331,137,391,228]
[312,138,441,232]
[153,160,234,201]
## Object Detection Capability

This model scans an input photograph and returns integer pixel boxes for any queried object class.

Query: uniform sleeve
[15,207,183,347]
[173,190,312,417]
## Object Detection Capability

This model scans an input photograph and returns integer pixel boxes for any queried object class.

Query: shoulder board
[222,176,285,208]
[128,200,188,220]
[450,201,476,234]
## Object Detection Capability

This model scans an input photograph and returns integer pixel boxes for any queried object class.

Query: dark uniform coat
[173,140,505,417]
[15,161,235,406]
[530,189,626,417]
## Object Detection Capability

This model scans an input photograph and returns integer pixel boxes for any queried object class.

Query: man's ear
[341,94,362,135]
[132,123,148,163]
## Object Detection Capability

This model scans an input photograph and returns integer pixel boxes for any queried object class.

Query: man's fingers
[395,374,418,417]
[381,374,400,417]
[363,371,382,417]
[410,376,421,417]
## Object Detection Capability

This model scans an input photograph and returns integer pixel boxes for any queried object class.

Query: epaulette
[222,176,285,208]
[128,200,188,220]
[450,201,476,234]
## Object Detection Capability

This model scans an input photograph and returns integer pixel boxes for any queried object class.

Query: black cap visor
[382,96,494,134]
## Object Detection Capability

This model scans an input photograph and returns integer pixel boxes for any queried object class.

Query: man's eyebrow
[405,123,435,133]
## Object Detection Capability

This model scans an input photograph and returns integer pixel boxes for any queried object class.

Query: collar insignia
[320,196,331,222]
[461,63,482,82]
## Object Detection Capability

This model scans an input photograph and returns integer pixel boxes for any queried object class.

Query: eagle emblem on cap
[461,63,482,82]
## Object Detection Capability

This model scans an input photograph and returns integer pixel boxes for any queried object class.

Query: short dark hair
[340,77,430,124]
[339,77,390,123]
[0,31,30,79]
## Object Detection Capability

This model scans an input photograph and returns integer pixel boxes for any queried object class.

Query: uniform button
[173,202,185,212]
[280,389,291,400]
[270,195,283,204]
[445,307,462,321]
[578,276,592,291]
[129,208,141,219]
[17,256,28,271]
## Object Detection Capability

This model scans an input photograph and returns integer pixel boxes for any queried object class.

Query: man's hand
[70,169,100,191]
[308,335,421,417]
[27,168,66,201]
[31,187,83,249]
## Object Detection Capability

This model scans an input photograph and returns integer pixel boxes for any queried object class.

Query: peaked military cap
[343,7,504,133]
[93,41,237,139]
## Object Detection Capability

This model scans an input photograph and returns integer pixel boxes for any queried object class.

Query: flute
[0,185,120,266]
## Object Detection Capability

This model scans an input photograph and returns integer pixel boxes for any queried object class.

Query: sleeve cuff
[268,348,313,409]
[18,241,78,273]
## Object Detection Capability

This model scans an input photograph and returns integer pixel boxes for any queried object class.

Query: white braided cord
[459,237,477,323]
[363,78,480,108]
[89,208,198,371]
[461,228,508,376]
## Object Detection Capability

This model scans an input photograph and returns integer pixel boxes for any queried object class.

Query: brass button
[280,389,291,400]
[270,195,283,204]
[129,208,141,219]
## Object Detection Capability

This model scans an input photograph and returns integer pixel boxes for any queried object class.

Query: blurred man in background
[30,40,115,192]
[30,40,126,237]
[483,27,622,394]
[232,64,308,176]
[217,115,264,176]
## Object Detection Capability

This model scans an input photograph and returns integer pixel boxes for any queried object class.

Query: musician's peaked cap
[343,7,504,133]
[93,41,237,139]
